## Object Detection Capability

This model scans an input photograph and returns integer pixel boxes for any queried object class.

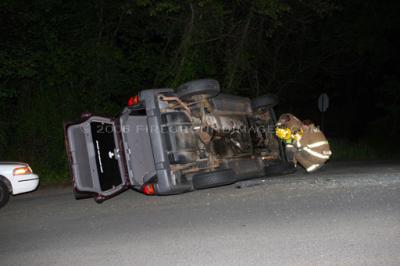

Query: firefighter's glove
[292,129,304,142]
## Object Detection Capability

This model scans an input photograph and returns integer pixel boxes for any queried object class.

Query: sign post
[318,93,329,131]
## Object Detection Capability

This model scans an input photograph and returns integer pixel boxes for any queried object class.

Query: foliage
[330,139,378,161]
[0,0,398,182]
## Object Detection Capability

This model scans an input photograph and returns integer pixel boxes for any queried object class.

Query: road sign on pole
[318,93,329,131]
[318,93,329,113]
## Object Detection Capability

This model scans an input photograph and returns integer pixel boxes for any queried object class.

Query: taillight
[128,95,139,106]
[142,183,155,195]
[13,166,33,175]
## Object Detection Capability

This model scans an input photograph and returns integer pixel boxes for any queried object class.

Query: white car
[0,162,39,208]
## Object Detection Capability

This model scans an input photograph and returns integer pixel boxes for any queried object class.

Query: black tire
[251,94,279,110]
[192,169,237,190]
[94,196,105,204]
[0,181,10,209]
[95,199,105,204]
[177,79,220,101]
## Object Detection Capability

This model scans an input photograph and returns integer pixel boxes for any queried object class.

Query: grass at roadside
[329,138,400,161]
[330,139,379,161]
[37,168,70,186]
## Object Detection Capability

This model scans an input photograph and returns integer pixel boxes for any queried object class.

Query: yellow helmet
[275,127,292,141]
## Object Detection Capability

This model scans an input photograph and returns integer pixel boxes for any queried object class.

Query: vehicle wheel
[192,169,237,190]
[177,79,220,101]
[95,197,105,204]
[0,181,10,208]
[251,94,279,110]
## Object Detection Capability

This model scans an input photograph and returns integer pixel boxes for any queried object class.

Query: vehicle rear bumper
[12,174,39,195]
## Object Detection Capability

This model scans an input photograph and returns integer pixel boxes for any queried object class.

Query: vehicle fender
[0,175,12,193]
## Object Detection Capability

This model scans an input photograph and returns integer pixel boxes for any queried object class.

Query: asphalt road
[1,161,400,265]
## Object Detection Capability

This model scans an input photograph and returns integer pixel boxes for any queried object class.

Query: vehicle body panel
[65,116,129,199]
[0,162,39,195]
[119,112,156,187]
[64,83,289,202]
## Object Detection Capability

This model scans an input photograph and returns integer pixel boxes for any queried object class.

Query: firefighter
[275,113,332,172]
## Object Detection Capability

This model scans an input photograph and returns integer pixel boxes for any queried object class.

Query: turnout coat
[277,114,332,172]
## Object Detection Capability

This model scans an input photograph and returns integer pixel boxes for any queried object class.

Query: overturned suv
[65,79,294,202]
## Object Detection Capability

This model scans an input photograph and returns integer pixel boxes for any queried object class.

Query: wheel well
[0,175,12,194]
